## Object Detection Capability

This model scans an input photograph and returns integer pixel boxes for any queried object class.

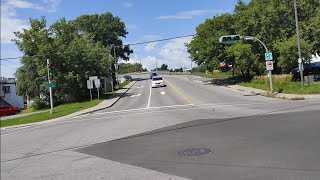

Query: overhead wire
[0,34,195,61]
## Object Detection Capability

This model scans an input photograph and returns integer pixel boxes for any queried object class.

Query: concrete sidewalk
[1,81,136,128]
[228,85,320,99]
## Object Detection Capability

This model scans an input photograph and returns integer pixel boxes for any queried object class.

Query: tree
[118,63,143,74]
[227,43,258,79]
[14,16,112,102]
[160,64,168,70]
[187,0,320,76]
[275,36,312,73]
[74,13,133,86]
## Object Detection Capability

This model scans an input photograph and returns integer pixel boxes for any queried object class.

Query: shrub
[31,97,47,110]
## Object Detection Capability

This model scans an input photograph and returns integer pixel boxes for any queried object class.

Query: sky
[1,0,319,78]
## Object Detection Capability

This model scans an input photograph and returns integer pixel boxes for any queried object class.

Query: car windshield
[152,77,162,81]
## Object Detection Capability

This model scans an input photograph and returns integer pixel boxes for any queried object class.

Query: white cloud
[122,2,133,8]
[144,42,158,51]
[1,0,62,44]
[157,9,224,20]
[157,36,193,70]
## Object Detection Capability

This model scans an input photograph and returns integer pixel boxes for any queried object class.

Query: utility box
[304,75,315,85]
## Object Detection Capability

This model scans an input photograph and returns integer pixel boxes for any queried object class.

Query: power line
[128,34,195,46]
[0,34,195,61]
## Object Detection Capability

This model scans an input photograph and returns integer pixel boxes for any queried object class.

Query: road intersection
[1,74,320,180]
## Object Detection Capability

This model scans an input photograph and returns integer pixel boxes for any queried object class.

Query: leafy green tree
[160,64,168,70]
[118,63,143,74]
[275,36,312,73]
[14,16,112,102]
[227,43,257,79]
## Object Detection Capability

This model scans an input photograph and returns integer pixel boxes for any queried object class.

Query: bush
[277,87,284,93]
[31,97,47,110]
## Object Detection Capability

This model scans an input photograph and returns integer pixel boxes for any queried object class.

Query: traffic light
[219,35,241,45]
[48,64,53,81]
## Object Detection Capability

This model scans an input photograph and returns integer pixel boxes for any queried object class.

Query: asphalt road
[1,74,320,180]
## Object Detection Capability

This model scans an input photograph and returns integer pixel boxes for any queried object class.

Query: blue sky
[1,0,252,77]
[4,0,319,78]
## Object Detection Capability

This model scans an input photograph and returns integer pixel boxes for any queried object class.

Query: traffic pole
[47,59,55,114]
[294,0,304,88]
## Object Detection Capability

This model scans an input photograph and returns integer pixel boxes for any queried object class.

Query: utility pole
[294,0,304,88]
[47,59,54,114]
[156,58,158,74]
[140,59,142,73]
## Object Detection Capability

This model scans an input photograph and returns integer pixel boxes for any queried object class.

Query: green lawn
[193,72,233,79]
[1,80,133,128]
[240,78,320,94]
[1,100,102,128]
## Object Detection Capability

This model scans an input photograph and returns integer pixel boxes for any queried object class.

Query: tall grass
[240,74,320,94]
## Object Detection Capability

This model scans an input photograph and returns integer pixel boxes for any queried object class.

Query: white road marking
[130,94,141,97]
[136,86,144,89]
[1,102,278,136]
[147,84,152,108]
[160,91,166,95]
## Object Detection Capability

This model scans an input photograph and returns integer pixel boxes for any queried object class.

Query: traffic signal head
[48,64,53,81]
[219,35,241,45]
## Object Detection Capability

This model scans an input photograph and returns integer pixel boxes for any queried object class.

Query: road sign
[265,52,273,61]
[94,79,101,88]
[47,82,56,88]
[266,61,274,71]
[87,80,93,89]
[89,76,98,81]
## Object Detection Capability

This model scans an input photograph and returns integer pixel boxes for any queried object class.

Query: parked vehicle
[0,105,21,116]
[151,76,166,88]
[150,72,158,79]
[291,63,320,81]
[123,75,132,81]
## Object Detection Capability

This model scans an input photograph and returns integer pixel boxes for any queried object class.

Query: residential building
[0,77,24,109]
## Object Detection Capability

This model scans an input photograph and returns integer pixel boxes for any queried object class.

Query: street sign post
[265,52,273,61]
[266,61,274,71]
[87,80,93,101]
[94,79,101,100]
[47,82,56,88]
[47,59,55,114]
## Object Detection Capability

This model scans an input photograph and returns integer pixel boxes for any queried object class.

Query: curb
[1,81,137,130]
[73,80,137,116]
[227,85,320,100]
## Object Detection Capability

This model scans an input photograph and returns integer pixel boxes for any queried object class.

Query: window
[2,86,10,93]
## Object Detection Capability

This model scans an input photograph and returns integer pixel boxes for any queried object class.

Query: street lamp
[294,0,304,88]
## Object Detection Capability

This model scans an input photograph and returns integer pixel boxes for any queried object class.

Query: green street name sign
[47,82,56,88]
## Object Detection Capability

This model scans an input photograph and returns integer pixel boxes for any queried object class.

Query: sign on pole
[89,76,98,81]
[265,52,273,61]
[87,80,93,101]
[47,82,56,88]
[87,80,93,89]
[95,79,101,100]
[266,61,274,71]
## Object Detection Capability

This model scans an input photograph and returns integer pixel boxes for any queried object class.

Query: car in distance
[0,105,21,116]
[151,76,166,88]
[291,63,320,81]
[150,72,158,79]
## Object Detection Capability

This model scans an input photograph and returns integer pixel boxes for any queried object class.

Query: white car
[151,76,165,88]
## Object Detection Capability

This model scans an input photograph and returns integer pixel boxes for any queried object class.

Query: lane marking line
[160,91,166,95]
[147,83,152,108]
[0,102,272,136]
[165,79,193,104]
[130,94,141,97]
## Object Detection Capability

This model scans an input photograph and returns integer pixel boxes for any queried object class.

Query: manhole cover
[178,148,211,156]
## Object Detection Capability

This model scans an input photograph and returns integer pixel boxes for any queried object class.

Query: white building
[0,77,24,109]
